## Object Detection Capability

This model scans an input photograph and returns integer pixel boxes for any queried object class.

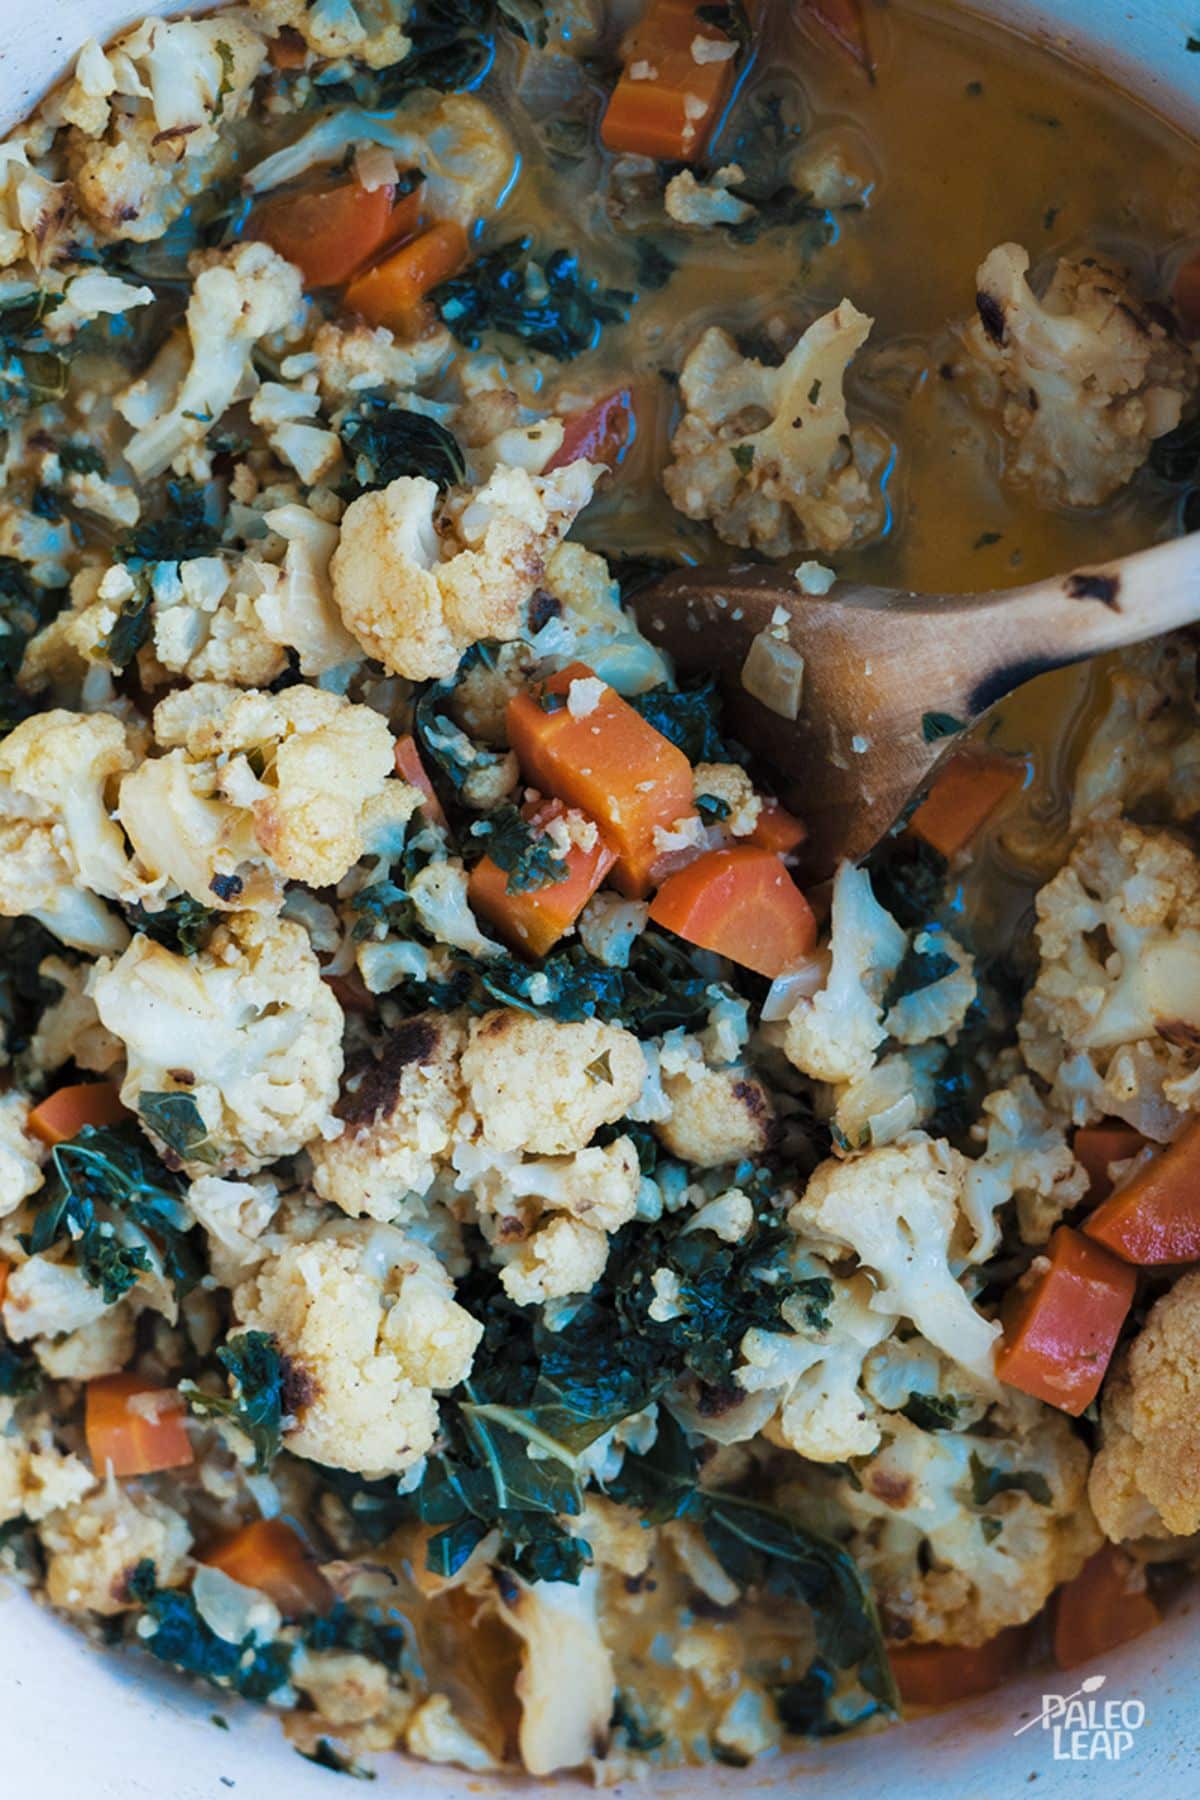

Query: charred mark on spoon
[969,652,1073,714]
[1063,570,1121,608]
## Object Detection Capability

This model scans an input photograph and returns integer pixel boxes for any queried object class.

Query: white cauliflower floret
[183,1174,278,1289]
[0,137,73,271]
[234,1224,482,1475]
[664,164,754,229]
[789,1137,1001,1385]
[35,1303,137,1381]
[41,1477,192,1615]
[147,682,417,891]
[831,1044,946,1152]
[500,1215,610,1305]
[409,859,505,959]
[2,1256,115,1343]
[250,0,412,68]
[959,243,1197,506]
[43,270,154,344]
[964,1077,1088,1257]
[120,241,304,482]
[538,541,670,696]
[90,913,343,1176]
[738,1266,893,1462]
[654,1042,774,1169]
[1019,817,1200,1132]
[0,709,146,952]
[809,1402,1099,1646]
[455,1136,641,1236]
[0,1401,96,1527]
[785,861,907,1086]
[461,1010,644,1154]
[65,17,268,244]
[1089,1268,1200,1542]
[663,302,892,557]
[693,762,761,837]
[1071,640,1200,833]
[331,462,599,680]
[31,954,124,1075]
[494,1570,615,1776]
[310,318,452,408]
[0,1093,45,1219]
[251,504,362,678]
[311,1015,467,1222]
[884,929,976,1046]
[143,555,286,689]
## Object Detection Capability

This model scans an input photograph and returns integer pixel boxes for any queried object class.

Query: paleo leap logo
[1013,1673,1145,1761]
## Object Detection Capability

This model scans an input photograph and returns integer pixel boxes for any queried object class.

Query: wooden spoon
[630,534,1200,880]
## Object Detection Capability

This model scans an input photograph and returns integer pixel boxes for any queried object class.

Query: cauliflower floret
[0,709,147,951]
[664,164,754,229]
[831,1044,946,1152]
[537,540,670,696]
[500,1215,610,1305]
[90,914,344,1176]
[184,1174,279,1288]
[785,860,907,1086]
[1071,640,1200,832]
[311,1015,468,1222]
[310,318,453,408]
[884,929,976,1046]
[41,1477,192,1615]
[31,954,124,1074]
[147,682,417,891]
[958,243,1197,506]
[789,1137,1001,1385]
[1019,817,1200,1132]
[0,1092,45,1219]
[43,270,155,344]
[455,1136,641,1236]
[1,1255,115,1343]
[0,1401,96,1527]
[1089,1269,1200,1541]
[250,0,411,68]
[120,242,305,482]
[331,461,600,680]
[494,1570,615,1776]
[809,1402,1099,1647]
[234,1224,482,1475]
[409,859,505,959]
[35,1302,137,1380]
[0,137,73,271]
[66,17,268,244]
[251,505,362,678]
[654,1044,774,1169]
[662,302,892,557]
[964,1077,1088,1256]
[461,1011,644,1154]
[693,762,762,838]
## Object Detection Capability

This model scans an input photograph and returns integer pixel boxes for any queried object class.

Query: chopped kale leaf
[881,939,957,1011]
[117,476,222,567]
[968,1453,1052,1508]
[303,1601,405,1666]
[339,397,466,496]
[138,1091,220,1167]
[123,894,216,957]
[473,804,570,893]
[127,1561,295,1701]
[899,1392,960,1432]
[431,237,630,360]
[627,675,739,764]
[184,1331,287,1470]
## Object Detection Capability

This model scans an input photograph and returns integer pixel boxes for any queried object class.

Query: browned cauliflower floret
[499,1215,610,1306]
[249,0,412,69]
[90,913,344,1176]
[959,243,1197,506]
[1071,639,1200,832]
[0,131,72,271]
[0,1400,95,1527]
[63,17,268,244]
[40,1478,192,1615]
[234,1224,482,1475]
[653,1039,774,1169]
[331,461,600,680]
[1019,817,1200,1132]
[1089,1269,1200,1541]
[461,1010,644,1154]
[310,1015,468,1222]
[310,318,452,408]
[662,301,892,558]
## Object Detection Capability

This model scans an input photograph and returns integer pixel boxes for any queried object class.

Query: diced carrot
[908,751,1024,859]
[506,662,696,899]
[1084,1114,1200,1264]
[469,800,617,959]
[1074,1121,1147,1205]
[1053,1543,1160,1671]
[27,1081,129,1147]
[649,846,818,979]
[803,0,875,72]
[344,221,469,330]
[995,1226,1136,1415]
[1173,250,1200,339]
[395,732,447,830]
[250,180,424,290]
[203,1517,333,1619]
[267,26,308,69]
[889,1625,1029,1709]
[747,798,807,857]
[0,1257,8,1307]
[85,1373,194,1479]
[546,388,636,473]
[601,0,745,164]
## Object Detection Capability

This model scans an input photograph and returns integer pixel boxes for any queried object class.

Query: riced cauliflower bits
[90,913,344,1175]
[234,1223,482,1475]
[663,301,893,558]
[959,243,1197,507]
[330,461,601,681]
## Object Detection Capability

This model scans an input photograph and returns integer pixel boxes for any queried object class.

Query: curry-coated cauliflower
[537,541,671,696]
[799,1401,1099,1646]
[250,0,412,67]
[234,1224,482,1475]
[461,1010,644,1155]
[140,681,418,894]
[499,1215,611,1306]
[40,1477,192,1615]
[0,1093,46,1219]
[0,1401,95,1528]
[0,709,146,953]
[1019,816,1200,1132]
[662,301,892,558]
[119,241,304,482]
[311,1015,468,1222]
[331,461,600,681]
[789,1136,1001,1385]
[1071,639,1200,832]
[653,1036,775,1169]
[1089,1269,1200,1542]
[63,16,268,244]
[785,860,907,1086]
[310,318,453,408]
[958,243,1197,506]
[89,913,344,1176]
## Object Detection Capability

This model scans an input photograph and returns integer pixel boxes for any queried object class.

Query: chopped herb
[184,1332,287,1470]
[138,1091,220,1166]
[0,1342,39,1397]
[339,397,465,496]
[980,1515,1003,1543]
[731,442,756,475]
[303,1602,405,1666]
[213,40,237,118]
[899,1392,960,1432]
[633,239,675,292]
[611,1692,666,1753]
[96,573,152,671]
[431,237,630,360]
[695,793,732,822]
[965,78,984,95]
[1043,205,1060,231]
[696,0,750,46]
[0,558,55,736]
[1189,35,1200,53]
[968,1452,1053,1508]
[808,379,822,404]
[585,1050,614,1084]
[58,442,107,477]
[921,710,965,743]
[123,894,215,957]
[476,804,570,894]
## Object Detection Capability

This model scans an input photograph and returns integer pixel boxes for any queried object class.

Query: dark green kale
[899,1392,960,1432]
[370,0,496,105]
[718,87,847,249]
[1150,414,1200,484]
[58,442,107,478]
[695,793,732,822]
[95,573,152,671]
[138,1091,220,1166]
[633,240,675,292]
[627,675,739,764]
[185,1332,288,1470]
[303,1601,405,1667]
[868,837,948,931]
[472,804,570,894]
[22,1123,202,1302]
[0,918,71,1054]
[117,477,223,567]
[696,0,750,48]
[0,1341,39,1397]
[297,1741,377,1780]
[123,894,216,956]
[0,558,55,736]
[495,0,549,44]
[476,929,716,1034]
[0,287,68,416]
[968,1453,1052,1508]
[610,1692,666,1753]
[431,238,630,360]
[881,937,957,1011]
[126,1561,295,1701]
[340,398,466,496]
